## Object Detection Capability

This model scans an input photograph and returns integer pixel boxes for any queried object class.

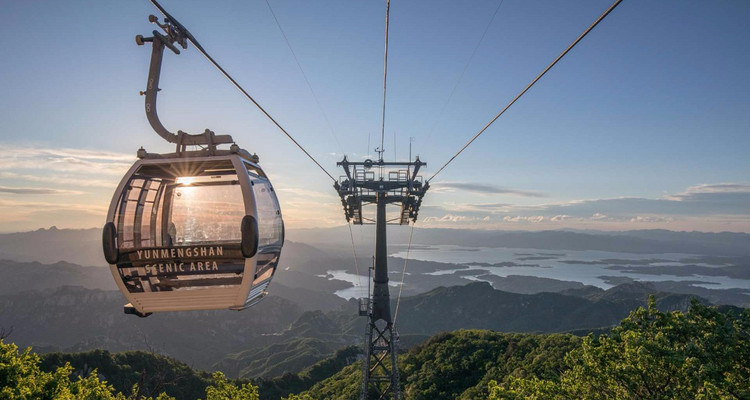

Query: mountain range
[0,226,748,387]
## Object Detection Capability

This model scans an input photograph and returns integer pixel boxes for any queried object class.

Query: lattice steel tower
[335,155,428,400]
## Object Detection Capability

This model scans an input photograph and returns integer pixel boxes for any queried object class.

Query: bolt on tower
[335,156,428,400]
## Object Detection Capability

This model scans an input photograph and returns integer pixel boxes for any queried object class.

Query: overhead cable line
[379,0,391,159]
[428,0,623,182]
[149,0,337,182]
[423,0,505,150]
[263,0,344,154]
[347,222,364,293]
[392,222,415,327]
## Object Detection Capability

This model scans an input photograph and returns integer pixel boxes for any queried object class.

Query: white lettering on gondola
[186,261,219,272]
[142,261,219,276]
[143,262,186,275]
[133,246,224,277]
[134,246,225,261]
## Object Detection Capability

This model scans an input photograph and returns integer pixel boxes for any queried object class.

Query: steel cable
[379,0,391,160]
[423,0,506,152]
[347,222,364,294]
[149,0,337,182]
[392,222,415,327]
[263,0,344,154]
[428,0,624,182]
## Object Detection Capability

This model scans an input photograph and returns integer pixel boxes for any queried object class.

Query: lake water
[390,245,750,290]
[326,269,403,299]
[326,245,750,299]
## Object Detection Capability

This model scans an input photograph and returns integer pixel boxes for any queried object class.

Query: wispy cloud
[0,144,132,200]
[432,181,545,197]
[276,187,338,200]
[423,214,483,223]
[433,202,513,214]
[665,183,750,200]
[0,186,82,195]
[0,145,134,175]
[0,198,107,213]
[0,172,117,188]
[419,183,750,231]
[0,145,132,231]
[0,197,108,231]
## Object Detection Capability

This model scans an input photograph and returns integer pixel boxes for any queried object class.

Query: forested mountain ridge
[4,299,747,399]
[0,280,704,380]
[393,281,699,334]
[31,346,360,400]
[302,299,750,400]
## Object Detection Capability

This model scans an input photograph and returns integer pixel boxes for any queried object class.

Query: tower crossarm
[335,157,428,225]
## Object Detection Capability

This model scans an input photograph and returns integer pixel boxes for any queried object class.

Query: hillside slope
[303,301,749,400]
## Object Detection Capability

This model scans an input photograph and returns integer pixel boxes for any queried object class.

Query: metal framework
[335,157,428,226]
[335,157,428,400]
[135,11,239,159]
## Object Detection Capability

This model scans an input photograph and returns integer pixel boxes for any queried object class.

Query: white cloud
[502,215,546,223]
[423,214,478,223]
[630,215,673,223]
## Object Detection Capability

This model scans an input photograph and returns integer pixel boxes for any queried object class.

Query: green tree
[282,394,315,400]
[0,340,132,400]
[489,299,750,400]
[1,340,268,400]
[204,372,259,400]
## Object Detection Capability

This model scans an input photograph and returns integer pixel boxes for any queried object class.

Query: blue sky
[0,0,748,232]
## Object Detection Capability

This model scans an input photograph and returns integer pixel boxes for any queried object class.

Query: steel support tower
[335,156,428,400]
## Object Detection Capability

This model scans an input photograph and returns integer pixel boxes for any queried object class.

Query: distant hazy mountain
[291,226,750,256]
[3,226,748,268]
[0,227,103,266]
[0,259,116,294]
[0,285,306,369]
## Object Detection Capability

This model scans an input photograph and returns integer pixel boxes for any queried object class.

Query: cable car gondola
[102,10,283,317]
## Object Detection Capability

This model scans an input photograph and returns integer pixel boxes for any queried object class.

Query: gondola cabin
[102,152,283,316]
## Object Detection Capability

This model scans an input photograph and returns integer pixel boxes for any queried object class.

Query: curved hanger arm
[137,17,234,149]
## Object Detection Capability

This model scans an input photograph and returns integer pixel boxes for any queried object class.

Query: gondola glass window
[252,179,282,248]
[111,159,256,295]
[250,178,282,287]
[116,163,246,250]
[170,176,244,245]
